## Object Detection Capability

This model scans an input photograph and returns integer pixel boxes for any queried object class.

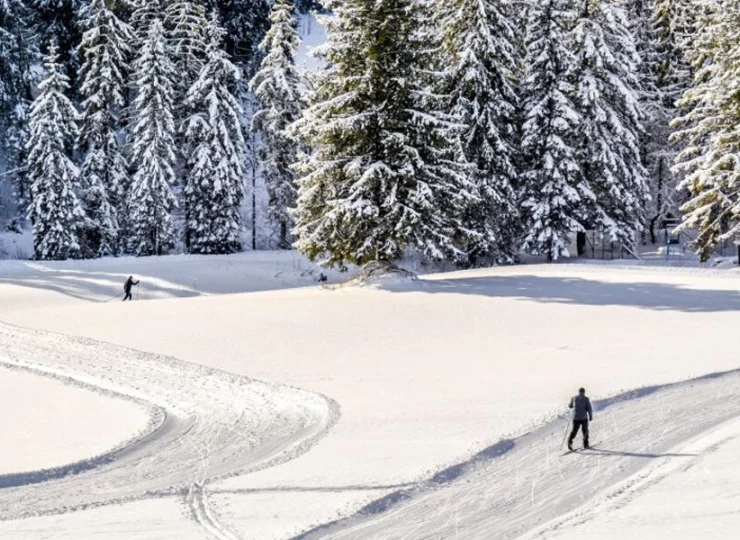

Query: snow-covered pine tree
[130,0,168,42]
[672,0,740,260]
[653,0,695,96]
[0,0,36,214]
[165,0,209,101]
[204,0,270,78]
[77,0,134,257]
[183,17,245,254]
[129,19,177,256]
[28,0,86,94]
[645,0,696,243]
[250,0,304,249]
[292,0,474,268]
[654,0,699,59]
[0,0,29,143]
[26,45,85,260]
[622,0,673,244]
[520,0,586,261]
[570,0,649,248]
[435,0,520,266]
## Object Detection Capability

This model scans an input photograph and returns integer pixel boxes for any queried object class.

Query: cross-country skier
[567,387,593,451]
[123,276,139,302]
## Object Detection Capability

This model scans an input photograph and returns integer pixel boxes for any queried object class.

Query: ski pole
[104,292,124,303]
[136,283,140,300]
[560,415,571,450]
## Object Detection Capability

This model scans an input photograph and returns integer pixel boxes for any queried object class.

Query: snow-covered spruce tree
[519,0,587,261]
[569,0,649,248]
[130,0,168,42]
[204,0,271,78]
[183,18,246,254]
[165,0,209,101]
[250,0,304,249]
[654,0,699,58]
[292,0,474,268]
[129,19,177,256]
[647,0,697,243]
[0,0,36,214]
[26,46,85,261]
[28,0,86,93]
[0,0,29,146]
[77,0,134,257]
[435,0,520,266]
[672,0,740,260]
[622,0,675,244]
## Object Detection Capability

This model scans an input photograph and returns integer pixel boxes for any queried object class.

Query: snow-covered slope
[2,256,740,538]
[0,367,149,475]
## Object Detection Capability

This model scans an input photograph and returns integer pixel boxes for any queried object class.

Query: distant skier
[318,273,328,283]
[123,276,139,302]
[567,387,593,451]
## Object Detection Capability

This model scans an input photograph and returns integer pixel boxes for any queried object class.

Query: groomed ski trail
[0,322,339,539]
[299,369,740,540]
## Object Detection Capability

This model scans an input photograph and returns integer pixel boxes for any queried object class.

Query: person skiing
[567,387,593,451]
[123,276,139,302]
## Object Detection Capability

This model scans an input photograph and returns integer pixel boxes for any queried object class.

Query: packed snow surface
[1,253,740,538]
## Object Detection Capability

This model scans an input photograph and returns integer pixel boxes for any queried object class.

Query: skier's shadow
[580,448,697,459]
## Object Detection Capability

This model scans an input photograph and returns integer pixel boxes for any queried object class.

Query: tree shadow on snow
[0,269,199,303]
[382,274,740,313]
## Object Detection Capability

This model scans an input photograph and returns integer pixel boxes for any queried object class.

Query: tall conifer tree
[26,46,85,260]
[129,19,177,256]
[570,0,649,247]
[435,0,520,265]
[250,0,304,249]
[77,0,134,256]
[184,17,246,254]
[1,0,36,215]
[673,0,740,260]
[520,0,586,261]
[292,0,473,268]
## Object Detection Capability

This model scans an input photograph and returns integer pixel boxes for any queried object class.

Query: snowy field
[1,253,740,538]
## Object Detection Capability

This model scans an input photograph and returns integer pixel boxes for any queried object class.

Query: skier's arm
[134,280,140,285]
[587,399,593,421]
[568,397,574,409]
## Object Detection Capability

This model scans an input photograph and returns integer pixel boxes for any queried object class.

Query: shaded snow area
[1,256,740,538]
[0,229,32,260]
[0,250,349,311]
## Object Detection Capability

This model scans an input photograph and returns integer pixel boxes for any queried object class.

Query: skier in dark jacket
[123,276,139,302]
[568,387,593,450]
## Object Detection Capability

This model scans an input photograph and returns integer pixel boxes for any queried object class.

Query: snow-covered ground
[0,367,149,475]
[1,253,740,538]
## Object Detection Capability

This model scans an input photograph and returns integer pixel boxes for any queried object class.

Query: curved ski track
[0,322,339,539]
[299,369,740,540]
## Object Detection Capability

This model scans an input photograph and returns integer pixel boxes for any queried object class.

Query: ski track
[299,369,740,540]
[0,322,340,539]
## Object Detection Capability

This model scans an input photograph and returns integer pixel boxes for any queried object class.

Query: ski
[562,443,598,456]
